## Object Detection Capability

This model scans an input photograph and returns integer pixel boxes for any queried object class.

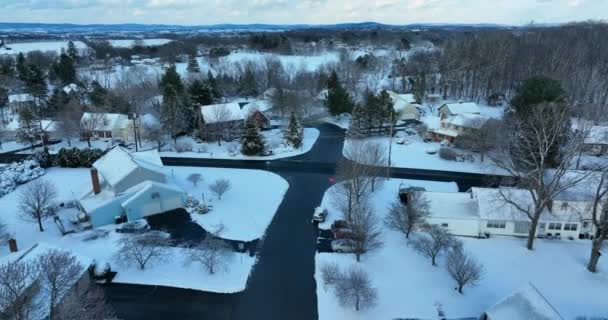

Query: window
[441,223,449,228]
[105,131,112,138]
[486,220,506,229]
[561,202,569,209]
[564,223,578,231]
[514,221,531,234]
[548,223,562,230]
[582,222,589,228]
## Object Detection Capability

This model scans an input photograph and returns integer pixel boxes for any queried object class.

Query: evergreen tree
[16,53,29,81]
[24,64,47,104]
[53,53,76,85]
[160,64,184,94]
[284,113,303,148]
[67,40,79,62]
[46,88,69,116]
[238,67,258,99]
[325,71,354,115]
[160,84,187,144]
[187,54,201,73]
[241,120,265,156]
[16,107,41,147]
[189,79,214,106]
[0,86,8,125]
[207,70,220,100]
[89,81,108,107]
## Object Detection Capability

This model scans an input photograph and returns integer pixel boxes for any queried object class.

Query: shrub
[0,160,45,197]
[438,147,458,161]
[175,141,193,153]
[57,147,104,168]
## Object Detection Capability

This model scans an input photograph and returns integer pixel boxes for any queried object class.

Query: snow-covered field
[159,128,319,160]
[168,166,289,241]
[315,179,608,319]
[0,41,88,55]
[222,50,339,72]
[0,165,287,292]
[108,38,173,48]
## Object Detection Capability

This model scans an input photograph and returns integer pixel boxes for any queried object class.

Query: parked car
[395,138,411,145]
[311,207,328,223]
[425,147,438,154]
[331,239,356,253]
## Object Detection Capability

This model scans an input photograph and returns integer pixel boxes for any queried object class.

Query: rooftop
[484,283,564,320]
[200,102,244,124]
[440,102,481,115]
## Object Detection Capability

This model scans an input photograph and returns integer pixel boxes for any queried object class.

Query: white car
[331,239,356,253]
[312,207,328,223]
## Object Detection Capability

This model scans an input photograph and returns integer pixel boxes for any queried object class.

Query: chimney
[8,239,17,253]
[90,168,101,195]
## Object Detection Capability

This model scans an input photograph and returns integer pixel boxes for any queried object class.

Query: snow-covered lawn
[0,140,29,153]
[0,41,88,55]
[159,128,320,160]
[0,166,287,292]
[315,179,608,319]
[108,39,173,48]
[168,166,288,241]
[223,50,339,72]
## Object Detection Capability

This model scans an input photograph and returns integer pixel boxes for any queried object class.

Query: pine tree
[238,67,258,99]
[160,64,184,94]
[207,70,220,100]
[0,86,8,125]
[160,84,187,144]
[325,71,354,115]
[67,40,79,62]
[189,79,213,105]
[16,107,41,147]
[24,64,47,104]
[284,113,303,148]
[16,53,29,82]
[241,120,265,156]
[187,54,201,73]
[53,53,76,85]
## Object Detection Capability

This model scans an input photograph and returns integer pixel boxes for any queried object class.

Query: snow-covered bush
[175,141,193,153]
[438,147,459,161]
[57,147,104,168]
[0,159,45,197]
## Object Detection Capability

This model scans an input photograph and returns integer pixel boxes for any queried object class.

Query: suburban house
[583,125,608,155]
[0,243,92,320]
[197,102,270,142]
[431,113,489,143]
[411,187,583,239]
[387,90,421,121]
[480,283,564,320]
[437,101,481,120]
[80,112,132,141]
[78,146,186,227]
[8,93,34,114]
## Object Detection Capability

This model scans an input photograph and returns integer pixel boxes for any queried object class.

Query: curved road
[104,123,504,319]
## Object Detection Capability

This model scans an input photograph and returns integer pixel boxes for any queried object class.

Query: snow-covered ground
[0,140,29,153]
[168,166,289,241]
[159,128,319,160]
[0,165,287,292]
[222,50,339,72]
[315,179,608,319]
[108,39,173,48]
[0,41,88,55]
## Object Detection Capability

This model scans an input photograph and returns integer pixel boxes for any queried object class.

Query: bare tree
[495,103,593,250]
[80,111,109,148]
[209,105,234,146]
[117,231,169,270]
[19,179,58,232]
[456,118,501,162]
[349,201,383,262]
[210,179,231,200]
[187,173,203,187]
[335,266,377,311]
[384,192,431,238]
[0,260,41,320]
[586,169,608,272]
[56,99,82,147]
[37,249,84,320]
[445,244,484,294]
[55,283,115,320]
[360,142,386,192]
[411,225,456,266]
[142,121,165,151]
[187,235,231,274]
[319,262,341,290]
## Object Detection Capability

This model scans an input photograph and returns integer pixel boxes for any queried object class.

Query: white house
[80,112,132,141]
[387,90,421,121]
[78,146,186,227]
[432,113,490,142]
[438,102,481,120]
[1,117,60,140]
[583,125,608,155]
[481,283,564,320]
[418,187,582,239]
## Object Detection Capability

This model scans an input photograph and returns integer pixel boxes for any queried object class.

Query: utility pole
[386,110,394,179]
[132,112,139,152]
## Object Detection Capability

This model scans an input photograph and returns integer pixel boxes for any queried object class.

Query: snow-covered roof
[81,112,130,131]
[433,128,460,137]
[484,283,564,320]
[62,83,79,94]
[387,91,417,113]
[440,102,481,115]
[443,114,489,129]
[584,126,608,145]
[93,146,164,188]
[200,102,244,124]
[317,89,329,100]
[550,170,602,202]
[8,93,33,103]
[423,191,478,219]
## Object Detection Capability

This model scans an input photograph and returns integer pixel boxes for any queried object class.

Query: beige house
[438,101,481,120]
[387,91,421,121]
[80,112,132,141]
[431,113,489,142]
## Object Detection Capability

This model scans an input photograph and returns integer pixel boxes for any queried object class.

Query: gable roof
[200,102,244,124]
[424,191,479,220]
[81,112,130,131]
[93,146,164,188]
[439,102,481,115]
[444,113,489,129]
[387,91,418,114]
[484,283,564,320]
[584,126,608,145]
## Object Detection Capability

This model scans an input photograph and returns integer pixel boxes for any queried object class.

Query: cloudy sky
[0,0,606,25]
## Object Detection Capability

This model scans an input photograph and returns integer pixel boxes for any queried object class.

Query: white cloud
[0,0,605,25]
